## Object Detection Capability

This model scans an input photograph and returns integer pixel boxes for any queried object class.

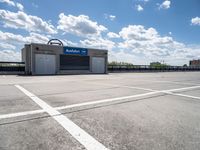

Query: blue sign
[63,47,88,56]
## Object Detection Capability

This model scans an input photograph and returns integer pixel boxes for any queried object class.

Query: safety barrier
[0,62,200,74]
[0,62,25,73]
[108,65,200,72]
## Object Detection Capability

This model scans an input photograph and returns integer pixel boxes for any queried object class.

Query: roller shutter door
[92,57,105,73]
[35,54,56,74]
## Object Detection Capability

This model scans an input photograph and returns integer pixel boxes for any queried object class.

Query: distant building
[189,59,200,67]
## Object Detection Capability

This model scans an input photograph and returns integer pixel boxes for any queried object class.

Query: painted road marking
[1,84,200,121]
[132,79,200,86]
[0,90,160,120]
[88,81,200,93]
[15,85,108,150]
[90,82,200,102]
[165,85,200,92]
[92,82,200,100]
[83,82,156,92]
[106,76,200,86]
[0,109,45,119]
[165,92,200,100]
[151,80,199,86]
[86,81,200,92]
[55,91,160,110]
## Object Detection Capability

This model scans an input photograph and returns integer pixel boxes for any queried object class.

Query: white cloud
[16,3,24,11]
[32,3,38,8]
[107,32,120,38]
[80,37,115,50]
[136,5,144,12]
[0,0,24,11]
[138,0,149,2]
[0,0,15,6]
[116,25,200,65]
[0,42,16,49]
[191,17,200,26]
[109,15,116,21]
[0,10,57,34]
[104,14,116,21]
[0,31,27,44]
[0,31,50,44]
[119,25,158,41]
[159,0,171,9]
[58,13,107,37]
[0,50,21,62]
[0,31,50,61]
[118,25,174,54]
[62,40,78,47]
[109,49,148,65]
[26,32,50,43]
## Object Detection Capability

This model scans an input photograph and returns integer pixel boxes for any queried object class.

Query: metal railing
[108,65,200,72]
[0,62,200,73]
[0,62,25,72]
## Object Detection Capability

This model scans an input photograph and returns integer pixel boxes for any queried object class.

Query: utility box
[21,41,108,75]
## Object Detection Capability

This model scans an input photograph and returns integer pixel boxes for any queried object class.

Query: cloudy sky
[0,0,200,65]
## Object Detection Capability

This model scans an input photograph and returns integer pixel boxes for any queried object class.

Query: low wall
[0,71,25,75]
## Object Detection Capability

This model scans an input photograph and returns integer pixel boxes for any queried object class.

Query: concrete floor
[0,72,200,150]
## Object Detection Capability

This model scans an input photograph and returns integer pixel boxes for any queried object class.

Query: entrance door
[92,57,105,73]
[35,54,56,74]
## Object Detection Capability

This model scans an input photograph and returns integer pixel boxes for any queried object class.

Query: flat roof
[25,43,108,52]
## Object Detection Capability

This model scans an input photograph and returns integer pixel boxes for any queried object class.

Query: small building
[21,39,108,75]
[189,59,200,67]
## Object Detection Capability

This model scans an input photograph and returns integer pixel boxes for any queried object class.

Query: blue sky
[0,0,200,65]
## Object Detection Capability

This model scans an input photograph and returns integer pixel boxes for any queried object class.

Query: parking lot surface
[0,72,200,150]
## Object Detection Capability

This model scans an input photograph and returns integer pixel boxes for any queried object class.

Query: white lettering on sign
[63,47,88,55]
[65,49,80,53]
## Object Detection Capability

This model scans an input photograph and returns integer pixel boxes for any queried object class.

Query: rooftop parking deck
[0,72,200,150]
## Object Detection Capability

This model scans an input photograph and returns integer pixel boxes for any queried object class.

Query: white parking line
[0,90,160,120]
[0,109,45,119]
[1,84,200,121]
[15,85,108,150]
[94,82,200,99]
[89,81,200,93]
[92,83,200,102]
[55,91,160,110]
[136,79,200,86]
[166,92,200,100]
[165,85,200,92]
[83,82,156,92]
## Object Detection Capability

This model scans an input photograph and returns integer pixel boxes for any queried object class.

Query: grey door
[35,54,56,74]
[92,57,105,73]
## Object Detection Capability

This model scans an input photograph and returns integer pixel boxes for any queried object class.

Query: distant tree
[183,64,187,67]
[150,62,169,69]
[150,62,161,66]
[108,61,134,66]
